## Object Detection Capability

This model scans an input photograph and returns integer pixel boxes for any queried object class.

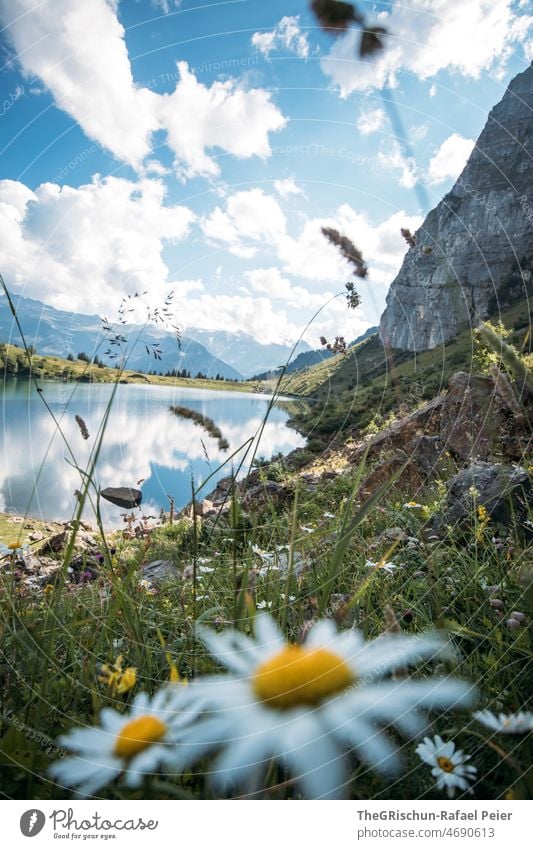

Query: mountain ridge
[0,292,315,380]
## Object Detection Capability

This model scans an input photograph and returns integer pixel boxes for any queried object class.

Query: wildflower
[175,616,474,799]
[403,501,422,509]
[365,559,398,575]
[97,655,137,696]
[48,688,196,795]
[475,505,490,541]
[139,579,157,595]
[416,735,477,797]
[256,600,273,610]
[474,710,533,734]
[323,512,335,519]
[0,541,27,559]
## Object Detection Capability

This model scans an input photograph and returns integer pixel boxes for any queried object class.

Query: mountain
[380,64,533,351]
[190,330,312,378]
[0,293,243,380]
[251,326,379,379]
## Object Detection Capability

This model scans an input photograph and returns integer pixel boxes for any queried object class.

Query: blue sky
[0,0,531,346]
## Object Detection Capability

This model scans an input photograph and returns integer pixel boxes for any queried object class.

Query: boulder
[429,462,532,538]
[141,559,180,587]
[101,487,142,509]
[440,372,501,460]
[241,480,292,513]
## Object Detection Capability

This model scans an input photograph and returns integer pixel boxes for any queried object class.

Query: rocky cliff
[380,64,533,351]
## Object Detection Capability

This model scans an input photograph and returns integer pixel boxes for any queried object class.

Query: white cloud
[151,0,182,13]
[175,292,302,345]
[357,106,386,135]
[245,267,329,307]
[158,62,287,179]
[428,133,475,183]
[0,0,159,169]
[274,177,304,198]
[201,189,286,256]
[429,84,437,97]
[0,175,194,315]
[201,187,422,290]
[377,142,419,188]
[0,2,287,178]
[252,16,310,58]
[321,0,533,95]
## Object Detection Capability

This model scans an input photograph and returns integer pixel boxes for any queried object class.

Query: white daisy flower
[256,600,273,609]
[365,559,398,575]
[474,710,533,734]
[48,687,197,796]
[174,616,475,799]
[416,734,477,797]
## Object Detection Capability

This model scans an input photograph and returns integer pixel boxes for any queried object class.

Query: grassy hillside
[282,298,532,446]
[0,342,255,393]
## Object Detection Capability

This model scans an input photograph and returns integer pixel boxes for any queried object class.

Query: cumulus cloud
[321,0,533,96]
[428,133,475,183]
[252,16,310,58]
[0,1,287,177]
[0,0,159,168]
[377,142,419,189]
[0,175,194,315]
[201,187,422,290]
[274,177,304,198]
[357,106,386,135]
[201,189,287,256]
[245,267,329,307]
[158,62,287,180]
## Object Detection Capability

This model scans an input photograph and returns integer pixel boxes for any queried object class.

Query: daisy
[365,559,398,575]
[474,710,533,734]
[174,616,475,799]
[0,541,28,560]
[48,687,197,796]
[416,735,477,797]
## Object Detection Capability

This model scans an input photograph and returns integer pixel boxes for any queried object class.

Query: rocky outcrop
[380,64,533,351]
[428,462,532,539]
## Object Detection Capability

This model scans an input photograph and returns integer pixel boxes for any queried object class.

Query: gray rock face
[380,64,533,351]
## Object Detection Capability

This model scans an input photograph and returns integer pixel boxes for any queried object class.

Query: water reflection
[0,380,305,526]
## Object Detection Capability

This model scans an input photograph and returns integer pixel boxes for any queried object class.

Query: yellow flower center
[437,756,455,773]
[252,645,354,709]
[114,715,167,759]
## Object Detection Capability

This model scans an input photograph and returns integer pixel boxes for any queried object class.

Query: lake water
[0,380,305,526]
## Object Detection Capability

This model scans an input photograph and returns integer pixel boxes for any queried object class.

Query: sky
[0,0,531,347]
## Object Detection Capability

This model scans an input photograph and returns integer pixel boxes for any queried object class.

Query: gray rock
[380,65,533,351]
[141,559,180,587]
[429,462,532,538]
[101,487,142,509]
[241,480,292,512]
[440,372,500,460]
